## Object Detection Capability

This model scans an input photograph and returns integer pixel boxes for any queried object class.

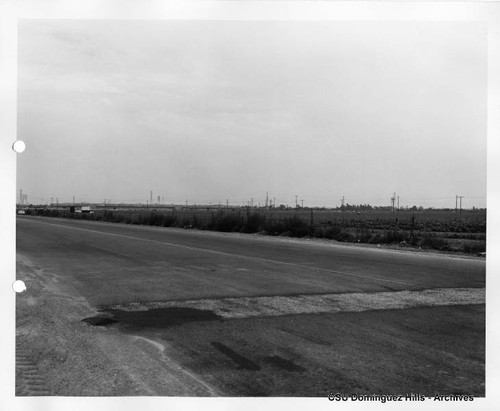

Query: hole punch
[12,140,26,153]
[12,280,27,293]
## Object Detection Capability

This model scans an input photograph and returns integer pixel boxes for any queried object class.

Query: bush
[209,213,243,232]
[160,214,176,227]
[312,225,351,241]
[462,242,486,254]
[356,228,373,243]
[284,215,311,237]
[420,233,449,250]
[181,217,192,228]
[266,219,287,235]
[149,212,163,226]
[242,213,266,233]
[384,230,409,244]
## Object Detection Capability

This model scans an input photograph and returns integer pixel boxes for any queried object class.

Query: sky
[17,19,487,208]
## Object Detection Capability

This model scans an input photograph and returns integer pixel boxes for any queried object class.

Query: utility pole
[459,196,464,214]
[295,195,298,208]
[397,196,400,211]
[150,190,153,204]
[391,192,396,213]
[301,199,304,208]
[456,195,458,213]
[265,192,269,208]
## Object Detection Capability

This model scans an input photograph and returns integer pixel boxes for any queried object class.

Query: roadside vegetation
[22,206,486,255]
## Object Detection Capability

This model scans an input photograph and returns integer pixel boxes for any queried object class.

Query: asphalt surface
[16,216,486,396]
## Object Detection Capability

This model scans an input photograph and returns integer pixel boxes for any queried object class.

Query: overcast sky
[17,20,487,208]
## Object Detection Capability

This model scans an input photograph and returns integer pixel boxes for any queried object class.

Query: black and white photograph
[1,1,499,409]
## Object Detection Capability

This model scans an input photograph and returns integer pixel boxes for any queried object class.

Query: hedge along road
[15,216,485,396]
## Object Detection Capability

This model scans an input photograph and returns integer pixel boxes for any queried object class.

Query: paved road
[16,216,485,396]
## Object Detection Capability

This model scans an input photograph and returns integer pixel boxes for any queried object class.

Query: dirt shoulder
[15,253,216,396]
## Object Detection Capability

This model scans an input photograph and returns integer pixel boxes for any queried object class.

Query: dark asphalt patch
[210,342,261,371]
[83,307,222,329]
[82,315,118,326]
[264,355,306,372]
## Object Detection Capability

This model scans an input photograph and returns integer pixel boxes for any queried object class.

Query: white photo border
[1,1,498,411]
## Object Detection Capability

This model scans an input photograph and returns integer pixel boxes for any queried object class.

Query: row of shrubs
[30,208,485,254]
[339,216,486,234]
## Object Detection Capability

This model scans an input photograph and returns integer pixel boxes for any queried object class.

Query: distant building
[18,189,27,205]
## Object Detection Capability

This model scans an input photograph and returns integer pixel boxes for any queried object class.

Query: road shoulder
[15,253,217,396]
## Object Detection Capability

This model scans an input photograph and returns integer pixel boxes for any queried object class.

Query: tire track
[16,339,51,396]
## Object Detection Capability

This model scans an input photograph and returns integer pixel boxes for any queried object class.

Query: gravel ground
[15,253,218,396]
[106,287,485,320]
